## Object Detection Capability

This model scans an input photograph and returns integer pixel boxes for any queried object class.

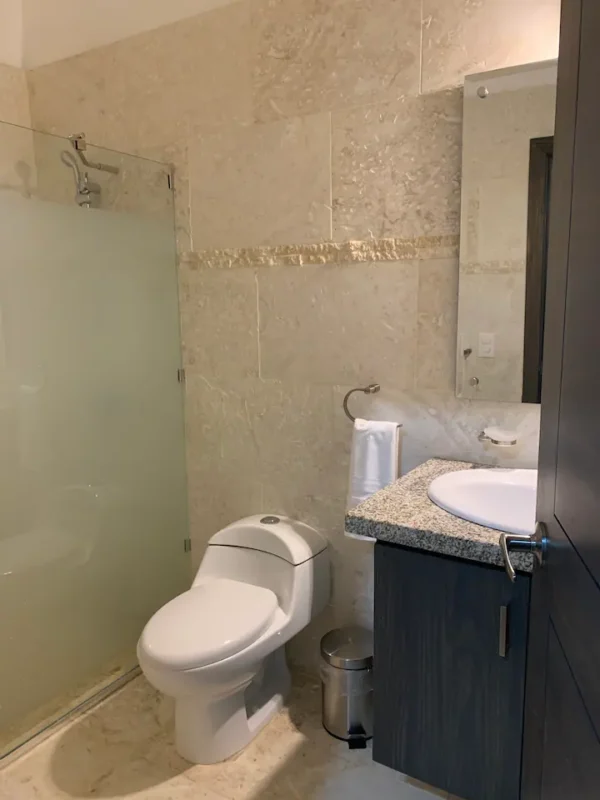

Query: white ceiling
[0,0,237,69]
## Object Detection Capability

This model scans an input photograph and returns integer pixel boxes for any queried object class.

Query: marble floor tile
[0,673,450,800]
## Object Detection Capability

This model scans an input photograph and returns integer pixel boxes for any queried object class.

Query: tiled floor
[0,674,455,799]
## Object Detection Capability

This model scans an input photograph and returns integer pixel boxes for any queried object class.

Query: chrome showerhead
[60,149,101,208]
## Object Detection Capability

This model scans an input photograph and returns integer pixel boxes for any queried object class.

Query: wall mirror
[456,60,558,403]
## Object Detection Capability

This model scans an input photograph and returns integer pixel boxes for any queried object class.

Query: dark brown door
[521,0,600,797]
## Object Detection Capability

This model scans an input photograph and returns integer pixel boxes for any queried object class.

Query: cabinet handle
[499,605,509,658]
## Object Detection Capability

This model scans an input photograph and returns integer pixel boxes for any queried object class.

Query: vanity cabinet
[373,541,530,800]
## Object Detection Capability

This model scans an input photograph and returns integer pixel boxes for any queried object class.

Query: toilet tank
[209,515,327,565]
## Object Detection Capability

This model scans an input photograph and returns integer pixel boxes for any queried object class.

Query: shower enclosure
[0,120,189,758]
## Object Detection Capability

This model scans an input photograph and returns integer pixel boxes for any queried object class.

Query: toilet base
[175,648,291,764]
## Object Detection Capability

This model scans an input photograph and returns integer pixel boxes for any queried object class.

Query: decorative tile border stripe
[180,234,459,269]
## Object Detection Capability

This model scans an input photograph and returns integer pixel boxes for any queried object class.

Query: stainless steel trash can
[320,626,373,748]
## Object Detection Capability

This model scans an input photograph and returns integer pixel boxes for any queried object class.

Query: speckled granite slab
[345,458,534,573]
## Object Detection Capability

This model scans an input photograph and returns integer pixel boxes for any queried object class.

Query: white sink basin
[428,468,537,536]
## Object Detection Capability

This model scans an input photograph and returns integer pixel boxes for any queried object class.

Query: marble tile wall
[0,64,31,129]
[26,3,253,154]
[24,0,559,671]
[251,0,422,122]
[331,90,463,242]
[190,113,332,249]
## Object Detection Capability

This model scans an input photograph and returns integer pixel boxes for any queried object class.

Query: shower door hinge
[184,538,192,553]
[177,368,186,384]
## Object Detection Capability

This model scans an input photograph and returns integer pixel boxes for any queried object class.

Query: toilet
[137,514,330,764]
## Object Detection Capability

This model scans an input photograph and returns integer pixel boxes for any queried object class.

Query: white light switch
[478,332,495,358]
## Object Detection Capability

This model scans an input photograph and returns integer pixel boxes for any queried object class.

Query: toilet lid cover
[139,579,279,670]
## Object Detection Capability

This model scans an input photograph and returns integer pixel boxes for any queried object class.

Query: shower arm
[78,149,120,175]
[69,133,120,175]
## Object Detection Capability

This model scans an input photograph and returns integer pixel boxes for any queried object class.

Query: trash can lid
[321,626,373,670]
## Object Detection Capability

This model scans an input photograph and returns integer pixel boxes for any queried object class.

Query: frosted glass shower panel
[0,128,188,755]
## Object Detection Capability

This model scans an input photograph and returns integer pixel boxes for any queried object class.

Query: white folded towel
[345,418,401,541]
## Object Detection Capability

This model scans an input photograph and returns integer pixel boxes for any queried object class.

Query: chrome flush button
[260,516,280,524]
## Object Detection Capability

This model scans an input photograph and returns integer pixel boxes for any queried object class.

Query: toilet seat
[139,579,278,671]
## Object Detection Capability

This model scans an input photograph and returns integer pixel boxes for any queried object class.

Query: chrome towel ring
[343,384,381,422]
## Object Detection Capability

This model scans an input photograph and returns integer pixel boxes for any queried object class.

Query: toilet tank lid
[209,515,327,565]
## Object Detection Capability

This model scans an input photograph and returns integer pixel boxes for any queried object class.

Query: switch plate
[478,332,495,358]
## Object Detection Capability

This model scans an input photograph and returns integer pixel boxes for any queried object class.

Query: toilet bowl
[137,515,330,764]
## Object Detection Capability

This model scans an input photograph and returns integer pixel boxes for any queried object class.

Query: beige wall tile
[0,64,31,127]
[251,0,421,123]
[422,0,561,93]
[258,261,418,388]
[245,380,339,525]
[27,3,252,154]
[193,376,338,534]
[179,266,259,385]
[189,113,331,250]
[185,374,264,564]
[417,259,459,392]
[185,374,338,560]
[332,90,463,242]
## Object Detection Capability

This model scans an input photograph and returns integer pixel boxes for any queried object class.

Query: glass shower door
[0,122,189,756]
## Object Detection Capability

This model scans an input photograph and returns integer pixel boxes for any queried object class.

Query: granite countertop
[345,458,534,573]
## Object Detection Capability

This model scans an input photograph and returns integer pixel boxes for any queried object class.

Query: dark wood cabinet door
[374,542,530,800]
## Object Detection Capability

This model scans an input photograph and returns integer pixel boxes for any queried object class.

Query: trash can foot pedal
[347,725,368,749]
